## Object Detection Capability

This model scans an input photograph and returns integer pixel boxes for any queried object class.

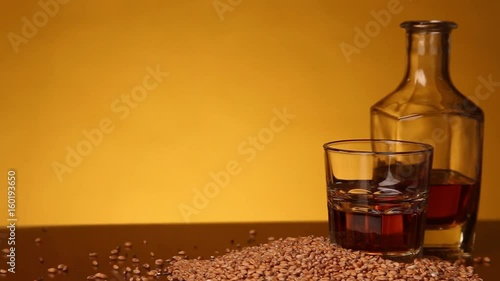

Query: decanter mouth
[401,20,457,32]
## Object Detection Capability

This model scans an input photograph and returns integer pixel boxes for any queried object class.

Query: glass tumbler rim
[323,139,434,156]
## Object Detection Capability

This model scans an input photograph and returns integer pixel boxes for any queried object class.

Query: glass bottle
[370,21,484,260]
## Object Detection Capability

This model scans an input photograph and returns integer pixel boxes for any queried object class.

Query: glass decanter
[370,20,484,260]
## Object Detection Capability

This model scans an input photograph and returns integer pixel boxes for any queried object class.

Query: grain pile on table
[166,236,483,281]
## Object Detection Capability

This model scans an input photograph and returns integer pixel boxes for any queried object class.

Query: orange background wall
[1,0,499,226]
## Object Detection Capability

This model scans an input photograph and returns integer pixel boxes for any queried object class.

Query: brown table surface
[0,221,498,280]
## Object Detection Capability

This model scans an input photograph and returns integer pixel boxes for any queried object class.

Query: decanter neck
[401,21,456,85]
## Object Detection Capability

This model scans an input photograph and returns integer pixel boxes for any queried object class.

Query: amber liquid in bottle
[427,170,479,228]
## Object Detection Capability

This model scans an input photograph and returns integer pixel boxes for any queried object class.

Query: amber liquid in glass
[327,180,426,260]
[329,208,425,253]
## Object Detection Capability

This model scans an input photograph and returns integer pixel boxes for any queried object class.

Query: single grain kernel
[47,268,57,273]
[94,272,108,279]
